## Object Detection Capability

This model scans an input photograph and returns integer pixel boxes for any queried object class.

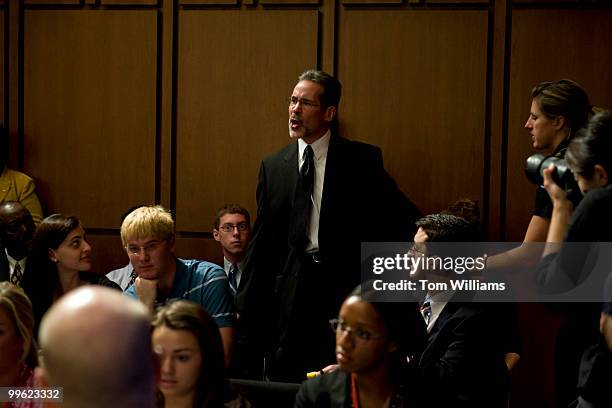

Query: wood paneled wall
[3,1,612,403]
[6,0,611,264]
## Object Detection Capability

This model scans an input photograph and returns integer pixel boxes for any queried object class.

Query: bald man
[36,286,156,408]
[0,201,35,285]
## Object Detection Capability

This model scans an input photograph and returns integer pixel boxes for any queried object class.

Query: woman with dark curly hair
[295,285,426,408]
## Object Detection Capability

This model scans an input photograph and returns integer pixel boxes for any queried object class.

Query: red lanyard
[350,373,361,408]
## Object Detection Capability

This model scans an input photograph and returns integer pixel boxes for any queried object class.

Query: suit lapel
[283,142,299,201]
[318,136,343,246]
[0,249,10,282]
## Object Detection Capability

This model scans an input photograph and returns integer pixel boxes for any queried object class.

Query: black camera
[525,154,576,189]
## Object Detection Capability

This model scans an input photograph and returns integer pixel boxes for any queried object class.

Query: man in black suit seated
[236,69,420,382]
[0,201,35,286]
[414,213,509,408]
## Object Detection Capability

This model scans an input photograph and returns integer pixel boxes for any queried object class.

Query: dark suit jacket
[295,368,425,408]
[419,302,509,408]
[295,371,351,408]
[235,135,420,379]
[0,248,9,282]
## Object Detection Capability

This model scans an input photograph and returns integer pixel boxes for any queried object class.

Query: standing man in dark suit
[235,70,420,382]
[0,201,36,285]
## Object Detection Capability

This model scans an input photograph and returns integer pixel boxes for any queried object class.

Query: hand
[413,227,429,244]
[135,277,158,312]
[321,364,338,374]
[543,164,570,208]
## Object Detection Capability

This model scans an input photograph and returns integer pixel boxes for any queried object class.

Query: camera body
[525,154,576,189]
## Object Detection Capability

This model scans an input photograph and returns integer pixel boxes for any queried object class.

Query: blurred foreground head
[38,286,155,408]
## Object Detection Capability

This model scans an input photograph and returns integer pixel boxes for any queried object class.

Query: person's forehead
[219,213,247,224]
[0,204,29,221]
[292,80,323,98]
[126,235,164,245]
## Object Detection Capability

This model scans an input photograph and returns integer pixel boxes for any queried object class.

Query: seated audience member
[36,286,156,408]
[0,202,35,286]
[569,272,612,408]
[152,300,249,408]
[121,205,235,365]
[442,199,522,370]
[537,111,612,407]
[0,126,43,226]
[212,204,252,300]
[107,205,146,291]
[0,283,39,395]
[21,214,120,334]
[414,213,509,408]
[295,285,427,408]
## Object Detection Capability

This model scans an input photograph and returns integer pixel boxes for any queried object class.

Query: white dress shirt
[6,249,27,282]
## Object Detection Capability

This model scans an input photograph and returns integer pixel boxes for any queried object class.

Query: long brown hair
[0,282,38,368]
[152,300,227,408]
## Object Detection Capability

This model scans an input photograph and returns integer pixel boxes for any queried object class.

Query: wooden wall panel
[505,9,612,241]
[88,234,128,275]
[176,10,318,232]
[23,10,158,229]
[175,236,224,266]
[338,10,488,217]
[0,10,4,126]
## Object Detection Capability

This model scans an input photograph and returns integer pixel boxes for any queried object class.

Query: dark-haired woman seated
[0,282,41,408]
[295,286,426,408]
[538,111,612,407]
[152,300,249,408]
[21,214,120,334]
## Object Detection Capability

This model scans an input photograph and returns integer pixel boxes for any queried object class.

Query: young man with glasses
[237,70,420,382]
[212,204,251,299]
[121,205,235,366]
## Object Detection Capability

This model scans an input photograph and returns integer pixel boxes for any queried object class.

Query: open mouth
[290,118,302,129]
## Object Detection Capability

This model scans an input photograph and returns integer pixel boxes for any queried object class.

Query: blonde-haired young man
[122,205,234,364]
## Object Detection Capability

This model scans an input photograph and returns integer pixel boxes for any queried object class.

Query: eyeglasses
[126,240,165,256]
[329,318,384,342]
[289,96,321,109]
[218,223,249,233]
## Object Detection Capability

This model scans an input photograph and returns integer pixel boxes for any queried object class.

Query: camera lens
[525,154,574,188]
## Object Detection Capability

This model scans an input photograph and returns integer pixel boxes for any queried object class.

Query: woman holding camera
[489,79,594,270]
[538,111,612,407]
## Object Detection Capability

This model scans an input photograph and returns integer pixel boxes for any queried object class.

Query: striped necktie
[11,263,23,286]
[228,264,238,297]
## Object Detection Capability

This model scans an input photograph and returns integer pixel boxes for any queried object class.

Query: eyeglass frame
[289,96,321,109]
[217,223,250,233]
[329,318,385,342]
[125,239,166,256]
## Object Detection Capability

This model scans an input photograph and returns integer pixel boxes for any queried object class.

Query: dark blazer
[419,302,509,408]
[0,248,9,282]
[236,136,420,380]
[295,371,351,408]
[295,368,424,408]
